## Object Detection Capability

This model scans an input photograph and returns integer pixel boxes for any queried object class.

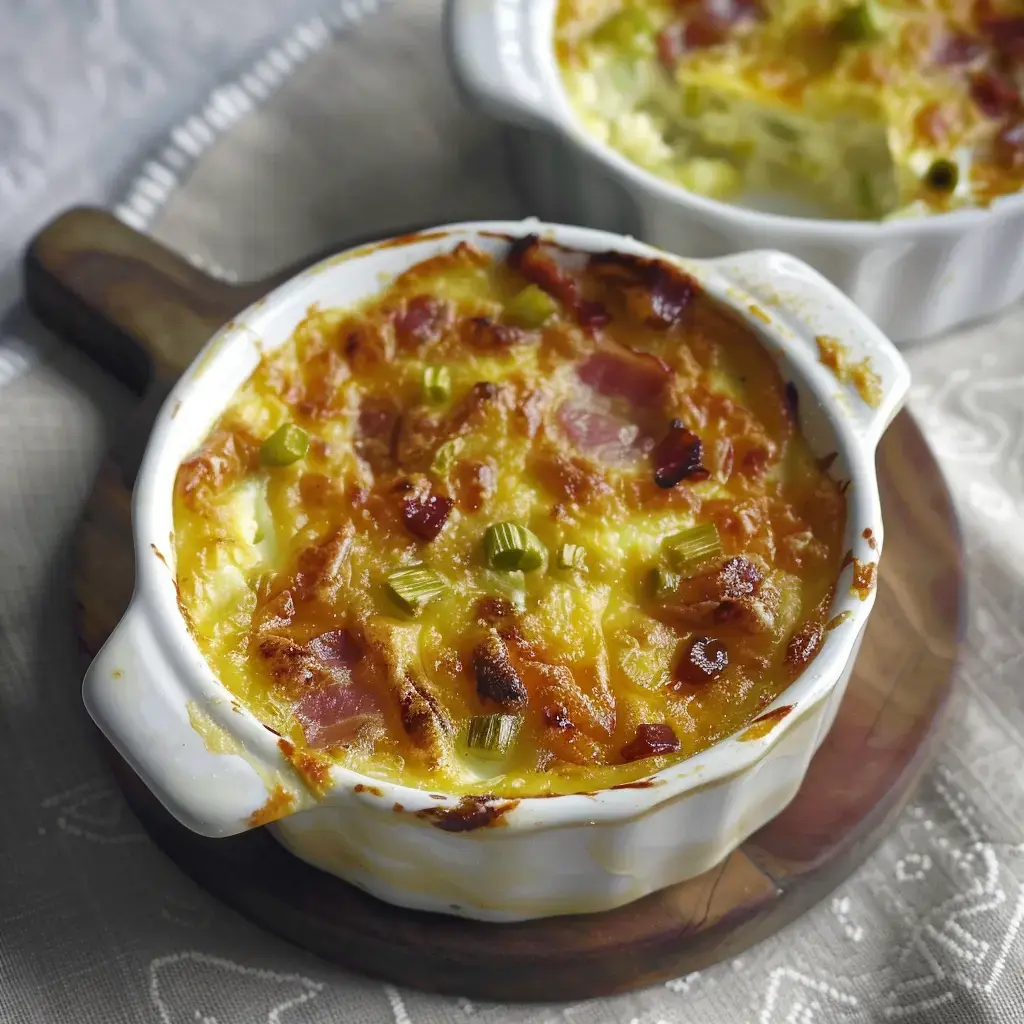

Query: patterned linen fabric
[1,2,1022,1022]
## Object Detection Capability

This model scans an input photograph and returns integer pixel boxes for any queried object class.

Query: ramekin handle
[83,599,279,838]
[445,0,554,132]
[711,250,912,449]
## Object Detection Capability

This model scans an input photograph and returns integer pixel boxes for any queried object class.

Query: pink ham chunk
[576,347,671,405]
[295,685,380,749]
[557,399,652,466]
[307,629,362,672]
[295,629,379,749]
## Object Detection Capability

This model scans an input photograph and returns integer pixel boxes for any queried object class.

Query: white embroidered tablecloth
[1,2,1022,1022]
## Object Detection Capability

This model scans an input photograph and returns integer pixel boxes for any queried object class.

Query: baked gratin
[557,0,1024,219]
[173,237,846,796]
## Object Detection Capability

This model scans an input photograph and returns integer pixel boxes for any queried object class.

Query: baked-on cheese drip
[557,0,1024,219]
[173,237,846,796]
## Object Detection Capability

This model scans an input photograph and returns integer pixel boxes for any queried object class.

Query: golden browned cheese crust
[173,238,845,795]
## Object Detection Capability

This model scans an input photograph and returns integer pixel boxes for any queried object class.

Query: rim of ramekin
[131,219,890,830]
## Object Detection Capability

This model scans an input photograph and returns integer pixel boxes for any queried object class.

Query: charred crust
[473,633,528,710]
[415,795,520,833]
[246,785,295,828]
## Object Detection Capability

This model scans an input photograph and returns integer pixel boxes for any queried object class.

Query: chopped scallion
[484,522,546,572]
[385,564,446,616]
[260,424,310,467]
[650,567,681,600]
[664,523,724,576]
[557,543,587,571]
[504,284,559,328]
[431,437,464,476]
[592,8,656,55]
[422,364,452,404]
[835,0,886,42]
[482,569,528,613]
[465,714,522,759]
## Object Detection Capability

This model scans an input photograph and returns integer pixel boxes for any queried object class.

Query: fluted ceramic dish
[82,219,909,922]
[445,0,1024,344]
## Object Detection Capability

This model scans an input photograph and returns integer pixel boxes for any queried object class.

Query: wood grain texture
[27,207,963,1001]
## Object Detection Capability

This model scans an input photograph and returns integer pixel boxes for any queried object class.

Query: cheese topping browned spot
[416,795,520,832]
[817,335,848,377]
[246,785,295,828]
[851,558,878,600]
[816,336,882,408]
[173,237,846,796]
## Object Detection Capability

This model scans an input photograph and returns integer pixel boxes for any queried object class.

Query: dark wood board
[24,207,964,1002]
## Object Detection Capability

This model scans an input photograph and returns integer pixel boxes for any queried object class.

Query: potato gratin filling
[173,238,845,796]
[557,0,1024,219]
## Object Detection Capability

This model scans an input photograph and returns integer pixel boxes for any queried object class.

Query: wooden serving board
[24,207,964,1002]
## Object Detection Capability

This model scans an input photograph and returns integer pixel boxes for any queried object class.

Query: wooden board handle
[23,207,261,394]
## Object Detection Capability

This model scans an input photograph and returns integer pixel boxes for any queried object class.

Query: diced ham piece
[507,235,610,330]
[657,24,686,69]
[996,121,1024,169]
[683,12,730,49]
[401,492,453,541]
[659,0,762,66]
[307,629,362,672]
[982,16,1024,61]
[507,234,579,309]
[296,684,379,749]
[576,346,671,404]
[557,400,651,465]
[621,723,680,762]
[651,419,710,488]
[933,31,985,66]
[356,398,399,470]
[704,0,763,23]
[970,71,1020,118]
[393,295,451,350]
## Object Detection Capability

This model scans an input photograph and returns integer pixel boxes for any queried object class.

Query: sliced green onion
[854,171,878,218]
[482,569,528,613]
[386,564,446,616]
[484,522,546,572]
[923,158,958,194]
[650,567,681,600]
[764,118,800,143]
[465,714,522,759]
[422,364,452,404]
[260,424,309,467]
[431,437,464,476]
[664,523,724,576]
[504,285,559,328]
[557,543,587,571]
[592,8,656,54]
[835,0,886,42]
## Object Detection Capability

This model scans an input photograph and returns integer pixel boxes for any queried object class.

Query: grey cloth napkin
[1,2,1023,1022]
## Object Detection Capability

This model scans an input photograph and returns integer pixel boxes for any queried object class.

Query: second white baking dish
[445,0,1024,343]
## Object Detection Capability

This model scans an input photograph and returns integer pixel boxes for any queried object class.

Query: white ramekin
[445,0,1024,344]
[83,220,909,921]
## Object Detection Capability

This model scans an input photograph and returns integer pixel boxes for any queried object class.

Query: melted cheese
[173,239,845,796]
